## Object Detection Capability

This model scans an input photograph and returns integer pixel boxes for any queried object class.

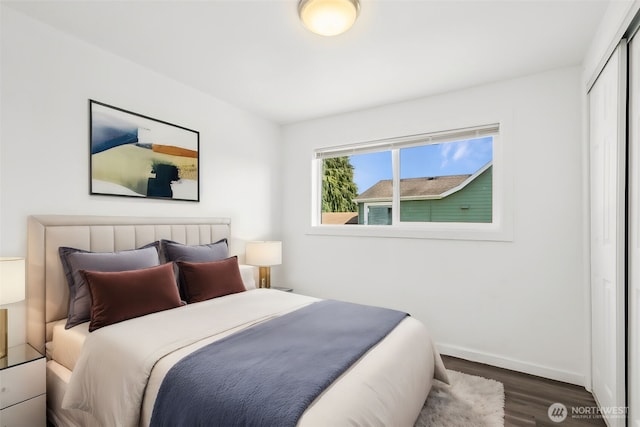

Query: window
[397,137,493,223]
[312,124,509,241]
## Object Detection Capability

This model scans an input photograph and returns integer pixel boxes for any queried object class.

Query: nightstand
[0,344,46,427]
[271,286,293,292]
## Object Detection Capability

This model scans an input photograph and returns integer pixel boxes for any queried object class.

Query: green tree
[322,157,358,212]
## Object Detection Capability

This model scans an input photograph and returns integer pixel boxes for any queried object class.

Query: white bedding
[58,289,447,427]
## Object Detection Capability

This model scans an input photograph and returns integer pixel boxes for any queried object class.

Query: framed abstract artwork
[89,100,200,201]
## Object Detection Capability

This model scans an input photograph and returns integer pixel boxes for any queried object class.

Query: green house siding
[399,200,431,221]
[357,167,492,224]
[404,167,492,223]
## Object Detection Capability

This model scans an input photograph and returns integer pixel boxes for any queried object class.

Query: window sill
[306,223,513,242]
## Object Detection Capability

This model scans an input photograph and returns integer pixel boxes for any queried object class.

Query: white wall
[281,67,587,385]
[582,0,639,89]
[0,7,283,346]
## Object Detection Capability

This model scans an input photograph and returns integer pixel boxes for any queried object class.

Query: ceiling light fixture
[298,0,360,37]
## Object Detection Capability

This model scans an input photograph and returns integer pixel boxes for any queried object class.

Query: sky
[349,136,493,194]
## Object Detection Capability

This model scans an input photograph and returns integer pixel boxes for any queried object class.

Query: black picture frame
[89,100,200,202]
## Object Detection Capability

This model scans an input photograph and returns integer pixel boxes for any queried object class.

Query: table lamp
[245,241,282,289]
[0,257,25,358]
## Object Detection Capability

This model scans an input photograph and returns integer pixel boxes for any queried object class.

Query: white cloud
[440,143,452,168]
[453,141,470,161]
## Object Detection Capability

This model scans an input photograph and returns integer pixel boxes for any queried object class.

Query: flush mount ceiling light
[298,0,361,37]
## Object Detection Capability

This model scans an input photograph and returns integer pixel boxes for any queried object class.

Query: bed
[26,215,447,427]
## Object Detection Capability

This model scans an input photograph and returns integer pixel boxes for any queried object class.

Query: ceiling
[4,0,609,124]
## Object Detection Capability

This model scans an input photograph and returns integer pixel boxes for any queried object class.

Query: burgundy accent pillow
[59,243,160,329]
[177,256,246,303]
[82,262,182,332]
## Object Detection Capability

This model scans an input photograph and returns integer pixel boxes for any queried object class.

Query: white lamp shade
[245,241,282,267]
[0,257,25,305]
[298,0,360,36]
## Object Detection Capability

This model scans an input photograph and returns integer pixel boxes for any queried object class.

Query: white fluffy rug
[414,370,505,427]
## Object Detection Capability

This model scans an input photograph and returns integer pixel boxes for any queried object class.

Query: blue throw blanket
[150,300,408,427]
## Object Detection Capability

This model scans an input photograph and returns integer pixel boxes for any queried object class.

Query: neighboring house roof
[321,212,359,224]
[355,162,491,203]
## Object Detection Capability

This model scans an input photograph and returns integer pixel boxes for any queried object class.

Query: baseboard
[437,343,586,387]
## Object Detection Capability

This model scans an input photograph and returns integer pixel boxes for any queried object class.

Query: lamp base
[258,266,271,289]
[0,308,7,359]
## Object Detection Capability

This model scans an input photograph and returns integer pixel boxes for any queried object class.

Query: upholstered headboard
[26,215,232,354]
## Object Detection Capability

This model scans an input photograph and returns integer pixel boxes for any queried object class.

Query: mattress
[50,320,90,372]
[48,289,447,427]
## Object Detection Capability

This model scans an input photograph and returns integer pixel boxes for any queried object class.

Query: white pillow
[238,264,256,289]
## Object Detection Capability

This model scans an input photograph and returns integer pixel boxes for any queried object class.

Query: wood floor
[442,355,607,426]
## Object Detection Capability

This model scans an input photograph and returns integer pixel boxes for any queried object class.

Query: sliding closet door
[629,34,640,426]
[589,41,627,427]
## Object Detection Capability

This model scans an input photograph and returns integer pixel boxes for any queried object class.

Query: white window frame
[309,123,514,241]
